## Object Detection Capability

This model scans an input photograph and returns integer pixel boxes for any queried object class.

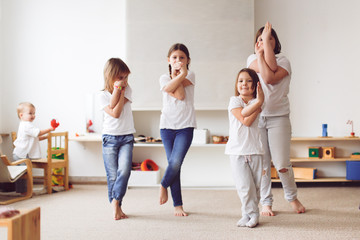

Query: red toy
[51,119,60,129]
[140,159,159,171]
[86,120,94,133]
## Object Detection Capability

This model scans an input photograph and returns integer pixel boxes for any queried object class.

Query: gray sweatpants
[259,115,298,206]
[230,155,263,218]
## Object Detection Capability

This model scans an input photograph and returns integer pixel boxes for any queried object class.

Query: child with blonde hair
[13,102,55,161]
[13,102,55,193]
[98,58,136,220]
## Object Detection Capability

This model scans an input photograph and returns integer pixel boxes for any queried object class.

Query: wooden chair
[31,132,69,194]
[11,132,17,148]
[0,155,33,205]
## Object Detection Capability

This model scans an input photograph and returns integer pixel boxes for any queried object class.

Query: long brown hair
[103,58,130,93]
[167,43,191,76]
[255,26,281,54]
[234,68,259,99]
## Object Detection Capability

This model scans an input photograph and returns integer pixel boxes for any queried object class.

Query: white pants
[259,115,297,206]
[230,155,262,218]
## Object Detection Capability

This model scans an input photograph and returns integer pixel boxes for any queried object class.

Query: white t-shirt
[225,96,263,156]
[13,121,41,159]
[159,70,197,129]
[247,54,291,117]
[98,86,136,135]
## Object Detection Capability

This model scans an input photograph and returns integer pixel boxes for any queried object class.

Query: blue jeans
[102,134,134,206]
[160,127,194,207]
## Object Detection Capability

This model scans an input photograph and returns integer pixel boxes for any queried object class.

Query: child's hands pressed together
[261,22,272,43]
[179,62,188,76]
[171,62,187,78]
[114,79,127,91]
[256,82,264,104]
[255,41,264,58]
[173,62,182,71]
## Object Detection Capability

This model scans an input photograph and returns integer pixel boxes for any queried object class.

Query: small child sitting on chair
[13,102,55,192]
[13,102,55,161]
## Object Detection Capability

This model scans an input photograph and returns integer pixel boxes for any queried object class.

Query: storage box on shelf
[346,161,360,180]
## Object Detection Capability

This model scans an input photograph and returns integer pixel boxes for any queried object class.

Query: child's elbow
[177,94,185,101]
[263,77,275,85]
[242,121,252,127]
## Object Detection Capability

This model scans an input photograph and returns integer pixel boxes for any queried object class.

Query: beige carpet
[2,184,360,240]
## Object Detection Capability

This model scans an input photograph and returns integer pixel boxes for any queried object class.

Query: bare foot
[174,206,188,217]
[159,186,168,205]
[290,199,305,214]
[112,199,128,220]
[261,205,275,216]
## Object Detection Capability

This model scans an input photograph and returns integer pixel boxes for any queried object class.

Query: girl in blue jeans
[98,58,136,220]
[159,43,196,216]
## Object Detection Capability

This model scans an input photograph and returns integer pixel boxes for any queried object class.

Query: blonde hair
[17,102,35,119]
[103,58,131,93]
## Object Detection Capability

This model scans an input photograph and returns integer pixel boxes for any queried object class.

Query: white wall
[1,0,360,183]
[126,0,254,110]
[0,0,125,158]
[0,1,3,132]
[255,0,360,137]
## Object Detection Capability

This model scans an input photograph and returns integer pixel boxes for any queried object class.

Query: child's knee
[278,168,288,173]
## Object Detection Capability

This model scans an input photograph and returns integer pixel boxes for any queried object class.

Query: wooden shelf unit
[285,137,360,182]
[272,177,352,183]
[70,134,360,184]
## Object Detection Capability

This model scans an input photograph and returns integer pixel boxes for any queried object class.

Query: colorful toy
[51,147,64,186]
[322,124,328,137]
[140,159,159,171]
[309,147,321,158]
[51,119,60,129]
[347,120,355,137]
[86,119,94,133]
[322,147,335,159]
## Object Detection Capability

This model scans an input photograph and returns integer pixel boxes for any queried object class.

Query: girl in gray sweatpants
[225,68,264,228]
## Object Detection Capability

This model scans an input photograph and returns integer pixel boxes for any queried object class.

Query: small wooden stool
[0,207,40,240]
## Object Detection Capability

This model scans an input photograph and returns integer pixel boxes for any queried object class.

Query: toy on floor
[51,119,60,129]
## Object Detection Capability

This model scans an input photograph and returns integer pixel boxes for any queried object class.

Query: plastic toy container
[346,161,360,180]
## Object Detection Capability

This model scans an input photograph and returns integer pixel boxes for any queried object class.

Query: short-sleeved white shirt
[247,54,291,117]
[225,96,263,156]
[98,86,136,135]
[13,121,41,159]
[159,71,197,129]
